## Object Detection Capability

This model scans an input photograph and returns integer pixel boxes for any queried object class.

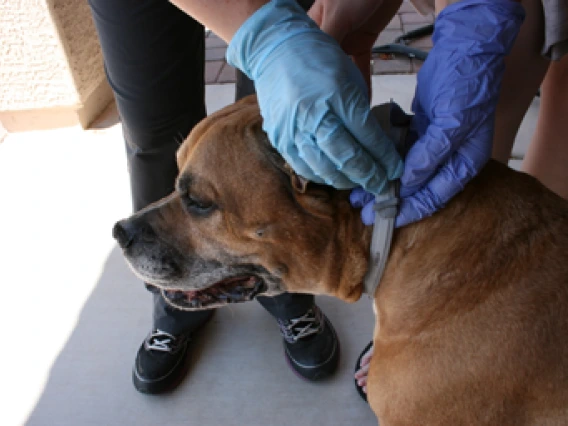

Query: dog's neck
[322,179,402,302]
[318,194,377,302]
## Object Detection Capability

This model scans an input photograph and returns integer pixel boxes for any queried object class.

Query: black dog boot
[278,305,339,381]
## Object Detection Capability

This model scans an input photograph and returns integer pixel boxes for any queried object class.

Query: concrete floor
[0,76,539,426]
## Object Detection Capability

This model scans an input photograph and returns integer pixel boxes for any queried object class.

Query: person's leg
[233,0,339,381]
[89,0,212,394]
[236,80,340,375]
[492,0,568,199]
[237,73,338,380]
[490,0,550,163]
[522,55,568,200]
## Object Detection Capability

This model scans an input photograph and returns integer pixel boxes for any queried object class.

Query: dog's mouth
[161,275,267,310]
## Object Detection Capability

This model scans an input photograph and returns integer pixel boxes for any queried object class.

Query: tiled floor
[0,75,539,426]
[204,0,434,84]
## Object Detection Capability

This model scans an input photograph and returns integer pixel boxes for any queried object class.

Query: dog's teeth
[249,280,265,298]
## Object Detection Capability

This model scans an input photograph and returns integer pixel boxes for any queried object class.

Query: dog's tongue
[164,276,266,309]
[181,276,257,299]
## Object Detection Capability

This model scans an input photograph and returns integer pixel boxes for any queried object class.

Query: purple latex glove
[350,187,376,226]
[351,0,525,227]
[397,0,524,227]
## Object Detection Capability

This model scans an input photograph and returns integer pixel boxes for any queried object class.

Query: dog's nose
[113,220,135,249]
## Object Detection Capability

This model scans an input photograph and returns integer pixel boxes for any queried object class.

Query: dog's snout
[113,218,158,249]
[113,220,135,249]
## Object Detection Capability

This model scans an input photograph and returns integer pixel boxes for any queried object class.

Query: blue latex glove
[226,0,403,194]
[351,0,525,227]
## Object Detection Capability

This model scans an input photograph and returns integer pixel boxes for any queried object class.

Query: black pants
[89,0,314,334]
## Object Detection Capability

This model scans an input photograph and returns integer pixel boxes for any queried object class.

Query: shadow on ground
[25,246,378,426]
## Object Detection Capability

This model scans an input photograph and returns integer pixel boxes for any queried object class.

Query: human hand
[349,103,414,226]
[396,0,525,226]
[227,0,403,193]
[350,0,524,227]
[350,187,376,226]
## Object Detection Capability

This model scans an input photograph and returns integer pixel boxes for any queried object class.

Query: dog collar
[362,181,398,296]
[361,100,411,297]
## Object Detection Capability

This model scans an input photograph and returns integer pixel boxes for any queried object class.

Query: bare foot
[354,343,374,395]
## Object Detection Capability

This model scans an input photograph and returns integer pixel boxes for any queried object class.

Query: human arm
[169,0,268,42]
[307,0,400,95]
[170,0,403,192]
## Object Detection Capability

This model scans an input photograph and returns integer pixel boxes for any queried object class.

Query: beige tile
[206,83,236,113]
[205,60,224,84]
[206,35,227,49]
[401,12,434,25]
[217,64,237,83]
[205,47,227,61]
[373,57,413,74]
[374,29,404,47]
[508,159,523,171]
[398,1,418,13]
[386,15,402,30]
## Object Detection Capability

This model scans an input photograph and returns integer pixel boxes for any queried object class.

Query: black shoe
[278,305,340,381]
[132,329,193,394]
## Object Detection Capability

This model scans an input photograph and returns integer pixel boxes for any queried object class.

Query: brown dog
[113,96,568,425]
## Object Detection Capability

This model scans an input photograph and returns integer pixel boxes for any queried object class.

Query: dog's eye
[182,194,215,216]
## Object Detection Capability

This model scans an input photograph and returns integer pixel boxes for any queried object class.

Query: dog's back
[481,162,568,424]
[372,160,568,425]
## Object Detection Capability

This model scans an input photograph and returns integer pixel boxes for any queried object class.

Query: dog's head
[113,96,371,310]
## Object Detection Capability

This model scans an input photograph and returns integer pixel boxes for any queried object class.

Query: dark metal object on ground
[372,24,434,62]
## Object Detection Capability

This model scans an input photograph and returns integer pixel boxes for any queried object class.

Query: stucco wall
[0,0,112,131]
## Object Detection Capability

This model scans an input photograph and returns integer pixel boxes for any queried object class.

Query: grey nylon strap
[362,182,398,296]
[362,102,406,297]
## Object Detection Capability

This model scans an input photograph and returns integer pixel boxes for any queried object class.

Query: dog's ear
[251,130,309,193]
[284,163,309,193]
[252,125,319,196]
[283,162,338,220]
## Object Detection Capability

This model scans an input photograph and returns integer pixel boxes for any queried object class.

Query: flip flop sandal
[354,340,373,403]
